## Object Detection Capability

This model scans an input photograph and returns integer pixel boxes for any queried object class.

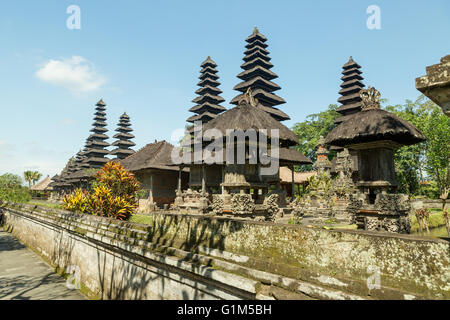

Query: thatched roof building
[325,96,426,148]
[335,57,366,124]
[30,175,54,192]
[279,167,316,185]
[110,112,136,160]
[202,94,311,165]
[84,99,110,168]
[120,140,189,207]
[121,140,182,172]
[187,56,226,124]
[230,27,290,122]
[326,86,426,190]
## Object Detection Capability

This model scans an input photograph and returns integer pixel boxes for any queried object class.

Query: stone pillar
[201,165,206,195]
[177,167,182,193]
[221,165,225,194]
[290,165,295,199]
[149,174,154,203]
[174,166,183,208]
[199,164,208,212]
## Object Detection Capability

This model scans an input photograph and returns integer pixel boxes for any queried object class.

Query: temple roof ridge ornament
[360,86,381,111]
[239,87,259,107]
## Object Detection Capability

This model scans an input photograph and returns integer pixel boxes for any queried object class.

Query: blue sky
[0,0,449,180]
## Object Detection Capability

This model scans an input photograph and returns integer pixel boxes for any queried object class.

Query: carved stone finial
[239,87,259,107]
[253,26,259,34]
[360,86,381,110]
[318,135,325,146]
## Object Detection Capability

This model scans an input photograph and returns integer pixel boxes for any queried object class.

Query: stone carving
[360,86,381,110]
[231,194,255,215]
[351,193,411,233]
[314,136,331,175]
[239,87,259,107]
[333,149,355,195]
[175,188,210,213]
[263,194,280,222]
[211,195,224,216]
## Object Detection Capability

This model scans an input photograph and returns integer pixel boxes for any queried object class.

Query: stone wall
[411,199,449,210]
[1,202,449,300]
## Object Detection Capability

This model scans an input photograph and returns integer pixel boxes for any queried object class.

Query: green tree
[0,173,23,188]
[292,104,339,170]
[31,171,42,185]
[0,173,30,203]
[23,171,34,188]
[385,96,450,198]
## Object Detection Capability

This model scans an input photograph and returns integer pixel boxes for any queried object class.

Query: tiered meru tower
[110,112,136,160]
[231,27,290,122]
[187,56,226,124]
[335,56,365,124]
[84,99,110,168]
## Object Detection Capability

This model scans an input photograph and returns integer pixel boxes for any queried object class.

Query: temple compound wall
[1,202,448,300]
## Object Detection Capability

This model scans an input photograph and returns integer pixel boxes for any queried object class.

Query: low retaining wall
[1,202,449,300]
[411,199,449,210]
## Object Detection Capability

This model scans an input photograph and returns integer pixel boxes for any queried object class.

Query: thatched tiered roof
[110,112,136,160]
[187,57,226,124]
[203,101,299,146]
[52,157,76,188]
[84,99,110,168]
[230,27,290,122]
[335,56,366,124]
[201,90,311,165]
[326,87,426,147]
[121,140,182,172]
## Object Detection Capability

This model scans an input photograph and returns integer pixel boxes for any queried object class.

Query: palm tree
[23,171,34,188]
[31,171,42,186]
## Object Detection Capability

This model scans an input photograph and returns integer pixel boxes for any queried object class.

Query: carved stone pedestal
[349,192,411,234]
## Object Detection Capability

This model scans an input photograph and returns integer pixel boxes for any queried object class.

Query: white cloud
[36,56,106,93]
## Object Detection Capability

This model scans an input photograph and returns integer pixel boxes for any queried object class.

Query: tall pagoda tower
[110,112,136,160]
[73,149,88,171]
[187,56,226,124]
[84,99,110,168]
[335,56,365,124]
[230,27,290,122]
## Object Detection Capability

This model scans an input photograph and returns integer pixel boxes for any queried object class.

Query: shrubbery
[63,162,140,220]
[0,173,30,203]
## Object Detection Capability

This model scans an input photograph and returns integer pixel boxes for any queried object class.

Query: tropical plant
[63,162,140,221]
[63,188,89,213]
[23,171,34,188]
[31,171,42,185]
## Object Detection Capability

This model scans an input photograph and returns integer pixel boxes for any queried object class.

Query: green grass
[410,210,446,232]
[129,214,153,225]
[28,200,62,209]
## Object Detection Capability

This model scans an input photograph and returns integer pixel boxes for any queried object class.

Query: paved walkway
[0,230,86,300]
